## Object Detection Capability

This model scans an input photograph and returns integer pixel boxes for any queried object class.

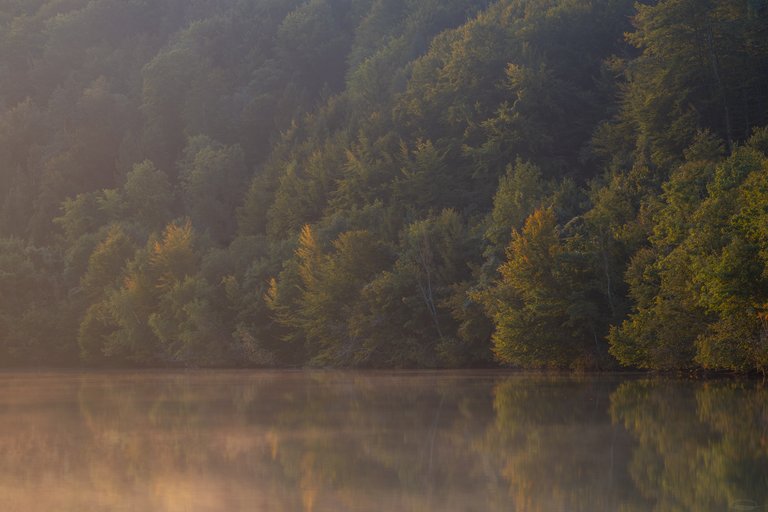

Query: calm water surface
[0,371,765,512]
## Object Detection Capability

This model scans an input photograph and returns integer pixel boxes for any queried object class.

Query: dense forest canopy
[0,0,766,370]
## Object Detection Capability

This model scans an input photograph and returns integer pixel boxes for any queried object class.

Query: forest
[0,0,767,371]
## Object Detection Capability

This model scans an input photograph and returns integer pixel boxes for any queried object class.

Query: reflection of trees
[480,376,647,512]
[1,373,765,512]
[611,380,768,512]
[0,373,294,511]
[0,372,518,511]
[262,372,514,511]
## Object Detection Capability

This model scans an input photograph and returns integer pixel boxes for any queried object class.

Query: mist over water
[0,371,764,512]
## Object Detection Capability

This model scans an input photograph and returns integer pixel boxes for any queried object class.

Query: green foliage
[484,160,548,261]
[610,143,768,372]
[356,209,482,367]
[0,238,76,364]
[612,0,768,168]
[267,225,394,366]
[178,136,247,244]
[478,207,610,369]
[276,0,352,92]
[123,160,173,232]
[0,0,766,370]
[80,224,136,299]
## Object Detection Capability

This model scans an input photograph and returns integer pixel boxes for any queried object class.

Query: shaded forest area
[0,0,767,370]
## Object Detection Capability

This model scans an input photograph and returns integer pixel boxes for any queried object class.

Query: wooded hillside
[1,0,767,370]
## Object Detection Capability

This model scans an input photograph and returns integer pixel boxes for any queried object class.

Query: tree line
[0,0,767,370]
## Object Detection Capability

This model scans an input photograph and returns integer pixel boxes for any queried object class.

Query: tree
[616,0,768,168]
[80,224,136,300]
[178,136,247,244]
[267,225,393,366]
[483,160,548,263]
[480,207,608,369]
[610,135,768,372]
[123,160,173,233]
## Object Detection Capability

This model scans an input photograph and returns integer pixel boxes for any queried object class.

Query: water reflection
[0,372,764,511]
[611,379,768,512]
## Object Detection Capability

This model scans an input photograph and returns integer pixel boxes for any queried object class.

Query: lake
[0,371,764,511]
